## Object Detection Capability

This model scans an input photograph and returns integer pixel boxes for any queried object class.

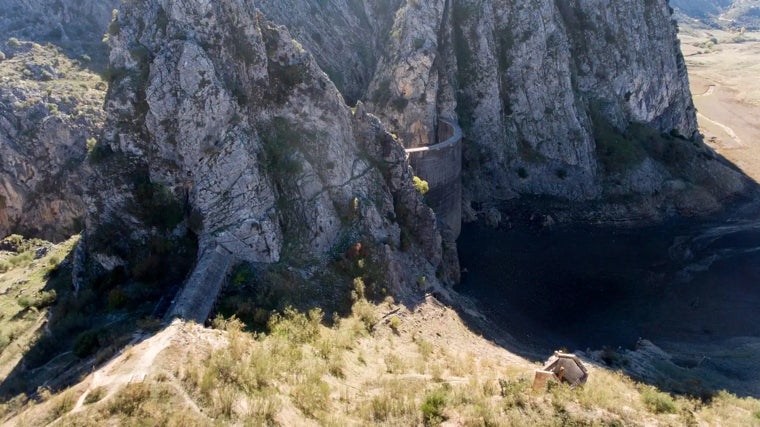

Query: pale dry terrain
[4,298,760,426]
[680,28,760,180]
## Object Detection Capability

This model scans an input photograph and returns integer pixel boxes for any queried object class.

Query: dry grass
[2,288,759,426]
[0,236,80,381]
[5,298,750,427]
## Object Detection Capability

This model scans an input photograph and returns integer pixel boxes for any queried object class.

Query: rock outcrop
[83,0,450,302]
[0,0,118,62]
[256,0,749,220]
[0,41,106,241]
[1,0,750,304]
[0,0,119,240]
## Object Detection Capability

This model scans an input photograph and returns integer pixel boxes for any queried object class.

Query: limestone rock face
[254,0,747,217]
[84,0,447,287]
[0,0,118,240]
[0,0,117,44]
[3,0,750,281]
[0,41,106,241]
[255,0,402,105]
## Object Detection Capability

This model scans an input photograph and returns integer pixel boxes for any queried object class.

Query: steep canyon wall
[0,0,752,300]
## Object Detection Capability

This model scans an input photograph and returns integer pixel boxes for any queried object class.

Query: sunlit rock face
[0,0,117,240]
[258,0,748,217]
[83,0,450,291]
[0,0,117,43]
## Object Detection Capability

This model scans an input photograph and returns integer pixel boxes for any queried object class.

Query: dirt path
[695,84,717,97]
[697,111,744,147]
[71,322,180,413]
[681,37,760,180]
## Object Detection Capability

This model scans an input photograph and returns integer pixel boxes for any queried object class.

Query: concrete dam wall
[406,118,463,238]
[165,245,233,324]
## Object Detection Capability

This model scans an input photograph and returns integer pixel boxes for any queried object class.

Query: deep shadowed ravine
[457,205,760,395]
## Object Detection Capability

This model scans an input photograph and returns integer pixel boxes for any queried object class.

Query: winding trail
[697,112,744,146]
[71,323,180,413]
[693,83,744,147]
[695,84,717,97]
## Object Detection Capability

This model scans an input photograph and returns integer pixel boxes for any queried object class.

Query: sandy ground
[680,29,760,181]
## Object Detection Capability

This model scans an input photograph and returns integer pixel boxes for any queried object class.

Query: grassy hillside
[0,246,758,426]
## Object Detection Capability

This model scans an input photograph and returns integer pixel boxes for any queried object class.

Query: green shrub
[413,176,429,195]
[107,10,120,37]
[83,386,106,405]
[267,306,322,344]
[8,37,20,49]
[421,387,448,425]
[641,387,677,414]
[0,260,10,273]
[18,290,57,309]
[292,377,331,418]
[8,251,34,267]
[352,299,376,332]
[389,315,401,333]
[590,107,646,173]
[133,179,184,229]
[73,330,101,358]
[86,137,97,153]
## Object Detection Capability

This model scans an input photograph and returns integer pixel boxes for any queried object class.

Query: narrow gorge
[1,0,760,423]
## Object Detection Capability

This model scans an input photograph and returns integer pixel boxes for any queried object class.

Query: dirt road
[681,30,760,181]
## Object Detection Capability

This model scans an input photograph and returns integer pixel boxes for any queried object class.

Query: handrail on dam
[404,118,463,154]
[403,118,463,238]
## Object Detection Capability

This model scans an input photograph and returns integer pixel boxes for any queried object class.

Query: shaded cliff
[0,0,119,66]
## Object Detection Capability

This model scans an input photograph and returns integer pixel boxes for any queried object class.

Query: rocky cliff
[2,0,748,302]
[257,0,749,220]
[0,40,106,241]
[82,0,451,302]
[0,0,118,240]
